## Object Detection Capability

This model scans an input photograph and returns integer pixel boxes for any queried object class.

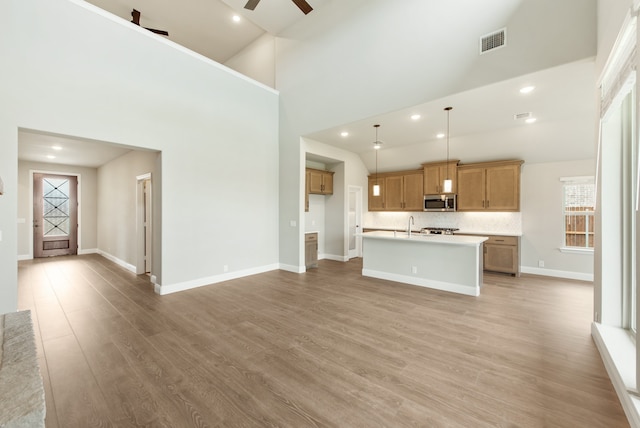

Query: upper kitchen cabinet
[307,168,334,195]
[368,176,385,211]
[457,160,523,211]
[422,160,459,194]
[368,170,423,211]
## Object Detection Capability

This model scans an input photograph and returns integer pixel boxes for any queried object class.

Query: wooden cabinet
[368,176,386,211]
[457,160,523,211]
[305,171,310,212]
[305,233,318,269]
[483,235,520,275]
[368,170,423,211]
[456,233,520,275]
[307,168,334,195]
[422,160,459,194]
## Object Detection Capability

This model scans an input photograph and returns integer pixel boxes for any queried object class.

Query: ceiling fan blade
[291,0,313,14]
[131,9,141,26]
[130,9,169,37]
[244,0,260,10]
[145,27,169,36]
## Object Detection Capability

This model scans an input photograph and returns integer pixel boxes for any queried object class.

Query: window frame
[560,176,595,252]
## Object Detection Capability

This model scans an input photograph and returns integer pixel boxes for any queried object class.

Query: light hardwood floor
[18,254,629,427]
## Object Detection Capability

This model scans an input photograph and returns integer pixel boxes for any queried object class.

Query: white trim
[17,255,31,261]
[279,263,305,273]
[592,323,640,427]
[97,249,136,274]
[362,268,479,297]
[520,266,593,281]
[322,253,349,262]
[156,264,280,295]
[558,246,594,254]
[78,248,98,255]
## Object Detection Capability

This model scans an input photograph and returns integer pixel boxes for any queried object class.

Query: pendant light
[443,107,453,193]
[373,124,382,196]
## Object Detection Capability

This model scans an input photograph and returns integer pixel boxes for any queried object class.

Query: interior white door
[348,186,363,259]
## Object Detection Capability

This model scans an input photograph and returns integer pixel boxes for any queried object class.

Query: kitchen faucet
[408,216,414,237]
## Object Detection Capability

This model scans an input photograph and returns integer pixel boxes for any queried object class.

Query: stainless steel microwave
[424,194,456,212]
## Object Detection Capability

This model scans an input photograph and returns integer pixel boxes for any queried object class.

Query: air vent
[514,112,532,120]
[480,28,506,54]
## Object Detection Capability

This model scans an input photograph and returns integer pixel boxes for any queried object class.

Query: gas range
[420,227,460,235]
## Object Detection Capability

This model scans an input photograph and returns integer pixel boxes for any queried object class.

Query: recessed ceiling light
[411,114,421,120]
[525,117,537,124]
[520,86,535,94]
[232,15,241,23]
[46,155,56,159]
[340,131,349,137]
[52,145,62,150]
[436,133,445,139]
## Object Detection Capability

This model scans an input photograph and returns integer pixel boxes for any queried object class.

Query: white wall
[97,150,159,270]
[276,0,597,269]
[521,159,595,280]
[225,33,276,88]
[17,161,99,258]
[0,0,279,313]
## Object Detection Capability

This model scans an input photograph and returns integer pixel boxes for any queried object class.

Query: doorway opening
[136,173,153,275]
[348,185,363,259]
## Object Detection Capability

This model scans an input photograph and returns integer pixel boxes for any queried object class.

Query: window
[561,177,595,249]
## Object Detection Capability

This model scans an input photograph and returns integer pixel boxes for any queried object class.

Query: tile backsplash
[364,211,522,235]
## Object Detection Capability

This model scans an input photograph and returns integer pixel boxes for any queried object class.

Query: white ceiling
[306,59,595,160]
[19,130,139,168]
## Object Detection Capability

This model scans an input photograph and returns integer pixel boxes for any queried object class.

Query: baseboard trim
[157,263,280,295]
[97,250,136,274]
[279,263,305,273]
[78,248,98,255]
[17,255,31,261]
[362,268,479,297]
[520,266,593,281]
[591,323,639,427]
[321,253,349,262]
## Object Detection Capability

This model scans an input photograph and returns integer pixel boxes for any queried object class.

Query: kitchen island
[361,231,488,296]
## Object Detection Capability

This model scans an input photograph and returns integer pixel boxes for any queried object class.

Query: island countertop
[360,231,487,296]
[361,231,487,246]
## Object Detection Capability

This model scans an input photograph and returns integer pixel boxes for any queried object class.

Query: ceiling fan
[244,0,313,15]
[131,9,169,36]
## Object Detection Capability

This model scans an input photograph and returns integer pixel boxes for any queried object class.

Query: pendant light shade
[443,107,453,193]
[373,124,381,197]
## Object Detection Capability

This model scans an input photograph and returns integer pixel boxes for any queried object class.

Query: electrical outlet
[290,220,297,227]
[411,266,417,274]
[538,260,545,268]
[223,264,229,273]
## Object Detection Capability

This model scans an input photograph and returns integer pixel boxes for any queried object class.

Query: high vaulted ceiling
[18,1,597,170]
[83,0,324,63]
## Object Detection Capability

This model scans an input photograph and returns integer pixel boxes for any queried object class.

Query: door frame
[136,173,152,275]
[348,185,363,259]
[28,170,82,259]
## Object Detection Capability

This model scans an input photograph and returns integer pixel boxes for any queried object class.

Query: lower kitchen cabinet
[457,233,520,275]
[305,232,318,269]
[484,235,520,276]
